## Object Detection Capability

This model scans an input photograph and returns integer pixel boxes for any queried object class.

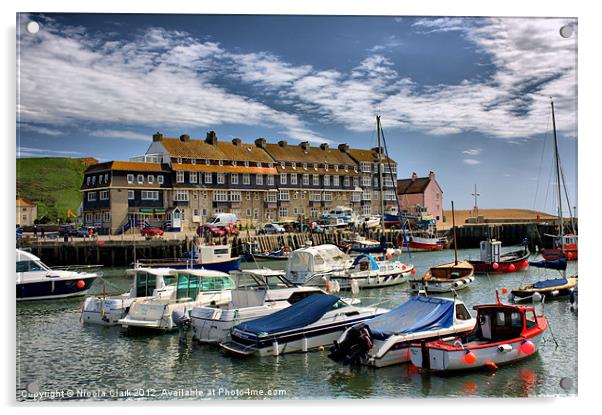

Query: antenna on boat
[550,97,564,255]
[451,201,458,265]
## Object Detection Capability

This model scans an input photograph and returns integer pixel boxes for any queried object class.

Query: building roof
[16,198,36,207]
[85,161,167,173]
[157,136,275,164]
[171,163,277,175]
[397,177,432,194]
[264,142,357,166]
[346,148,395,164]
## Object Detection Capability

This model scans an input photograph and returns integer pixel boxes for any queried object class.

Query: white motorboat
[329,296,476,367]
[324,254,414,290]
[81,267,174,326]
[190,269,325,344]
[16,249,99,301]
[285,244,353,285]
[409,261,475,294]
[221,294,388,357]
[118,268,235,331]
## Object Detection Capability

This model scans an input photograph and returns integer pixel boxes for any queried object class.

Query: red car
[198,224,239,237]
[141,227,164,237]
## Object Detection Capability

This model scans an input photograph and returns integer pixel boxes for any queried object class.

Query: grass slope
[16,157,91,221]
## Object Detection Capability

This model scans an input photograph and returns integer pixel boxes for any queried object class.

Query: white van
[206,213,238,226]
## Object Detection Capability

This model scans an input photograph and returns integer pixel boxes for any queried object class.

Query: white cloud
[463,158,481,165]
[18,146,80,157]
[18,123,63,136]
[92,129,152,141]
[462,148,482,156]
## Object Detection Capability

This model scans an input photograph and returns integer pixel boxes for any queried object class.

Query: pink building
[397,171,444,224]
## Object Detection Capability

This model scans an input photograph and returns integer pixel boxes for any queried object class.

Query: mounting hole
[559,377,573,390]
[559,24,573,38]
[26,21,40,34]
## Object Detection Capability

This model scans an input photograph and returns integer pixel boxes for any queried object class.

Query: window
[103,211,111,222]
[324,175,330,186]
[344,165,348,171]
[257,162,262,168]
[361,162,371,172]
[511,312,522,327]
[291,162,296,169]
[205,173,212,184]
[104,173,109,183]
[313,175,319,186]
[279,208,289,218]
[303,163,307,170]
[254,192,259,200]
[309,191,321,201]
[176,171,184,183]
[246,208,252,217]
[128,190,135,200]
[280,173,287,185]
[280,161,285,168]
[147,175,154,184]
[385,190,396,201]
[353,176,359,187]
[243,174,250,185]
[303,174,309,186]
[256,174,263,185]
[496,312,506,326]
[218,160,224,166]
[325,164,329,171]
[352,192,361,202]
[213,190,228,202]
[231,173,239,185]
[99,175,103,185]
[217,173,225,184]
[203,159,210,166]
[456,304,472,321]
[232,160,237,166]
[173,190,189,202]
[229,191,241,202]
[268,163,273,168]
[335,165,339,172]
[189,172,197,184]
[245,192,251,201]
[323,191,332,202]
[362,191,371,201]
[157,175,164,184]
[100,190,109,200]
[91,176,96,185]
[264,192,277,202]
[141,191,159,200]
[290,174,298,185]
[87,192,97,201]
[333,175,340,186]
[267,175,274,186]
[244,161,249,167]
[177,158,182,164]
[361,176,371,187]
[87,176,91,185]
[191,159,196,165]
[344,176,350,187]
[278,191,290,201]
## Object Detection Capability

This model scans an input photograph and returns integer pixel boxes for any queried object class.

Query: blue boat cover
[234,294,340,335]
[364,296,454,341]
[532,278,568,289]
[529,258,567,271]
[352,254,379,270]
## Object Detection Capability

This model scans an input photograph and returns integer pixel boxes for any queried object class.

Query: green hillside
[16,157,95,222]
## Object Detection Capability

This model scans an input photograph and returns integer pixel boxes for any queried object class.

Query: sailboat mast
[551,99,564,253]
[377,115,386,233]
[452,200,458,265]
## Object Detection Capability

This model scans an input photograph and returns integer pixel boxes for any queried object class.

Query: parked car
[58,225,79,236]
[205,213,239,227]
[140,227,164,237]
[198,224,227,237]
[77,226,98,237]
[257,223,286,235]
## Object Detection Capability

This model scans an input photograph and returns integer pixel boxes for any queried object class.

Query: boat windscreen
[233,294,340,335]
[365,296,454,340]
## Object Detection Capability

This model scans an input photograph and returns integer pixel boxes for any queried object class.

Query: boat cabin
[168,269,236,302]
[429,261,473,280]
[127,268,175,298]
[465,304,540,344]
[194,245,234,263]
[556,234,578,249]
[16,249,51,273]
[480,239,501,263]
[229,269,295,289]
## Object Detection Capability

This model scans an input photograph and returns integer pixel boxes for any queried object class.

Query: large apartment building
[81,131,398,234]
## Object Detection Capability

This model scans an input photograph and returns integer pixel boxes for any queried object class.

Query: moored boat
[510,276,577,303]
[16,249,99,301]
[285,244,353,285]
[220,294,388,356]
[81,267,173,326]
[118,268,235,331]
[190,269,325,344]
[325,254,414,290]
[409,295,548,372]
[329,296,476,367]
[135,244,241,273]
[469,239,530,273]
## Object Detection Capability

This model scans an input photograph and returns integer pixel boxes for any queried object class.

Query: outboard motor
[328,324,373,365]
[172,308,191,344]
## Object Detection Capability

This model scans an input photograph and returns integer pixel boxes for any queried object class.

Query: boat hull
[140,257,241,273]
[541,248,578,261]
[331,271,411,290]
[510,277,578,302]
[410,276,475,294]
[17,276,97,301]
[81,296,136,326]
[407,241,445,251]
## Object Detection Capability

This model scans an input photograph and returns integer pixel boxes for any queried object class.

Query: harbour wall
[16,222,571,268]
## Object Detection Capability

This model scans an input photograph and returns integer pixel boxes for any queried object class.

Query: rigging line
[558,159,576,234]
[532,112,552,210]
[379,118,412,259]
[542,159,555,214]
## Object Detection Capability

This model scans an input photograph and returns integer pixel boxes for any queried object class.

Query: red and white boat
[541,234,578,261]
[469,239,530,273]
[409,293,548,372]
[407,234,448,251]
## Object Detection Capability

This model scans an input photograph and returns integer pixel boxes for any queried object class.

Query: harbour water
[16,248,577,401]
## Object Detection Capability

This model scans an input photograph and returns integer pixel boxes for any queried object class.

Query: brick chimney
[320,143,329,151]
[255,138,267,148]
[278,140,288,147]
[179,134,190,142]
[152,132,163,142]
[232,138,241,146]
[411,172,418,181]
[205,131,218,145]
[300,141,310,151]
[338,143,349,153]
[428,171,435,180]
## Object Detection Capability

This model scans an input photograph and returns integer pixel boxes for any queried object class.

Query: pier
[16,221,571,268]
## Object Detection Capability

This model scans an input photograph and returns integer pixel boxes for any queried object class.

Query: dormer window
[205,159,210,165]
[91,176,96,185]
[257,162,262,168]
[137,174,144,184]
[127,174,133,184]
[303,163,308,170]
[99,175,103,185]
[313,163,318,170]
[191,159,196,165]
[104,173,109,183]
[177,158,182,164]
[268,163,273,168]
[244,161,249,167]
[87,176,91,185]
[325,164,329,171]
[291,162,296,169]
[218,160,224,166]
[335,165,339,171]
[280,161,285,169]
[344,165,348,171]
[232,160,237,166]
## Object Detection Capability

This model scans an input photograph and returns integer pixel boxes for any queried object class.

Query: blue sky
[16,13,578,213]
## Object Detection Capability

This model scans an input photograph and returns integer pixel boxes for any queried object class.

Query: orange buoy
[520,340,536,355]
[463,351,477,365]
[502,287,508,294]
[508,264,516,272]
[484,361,498,370]
[76,280,85,289]
[492,262,499,270]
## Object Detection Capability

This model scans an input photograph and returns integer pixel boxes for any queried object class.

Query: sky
[16,13,578,214]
